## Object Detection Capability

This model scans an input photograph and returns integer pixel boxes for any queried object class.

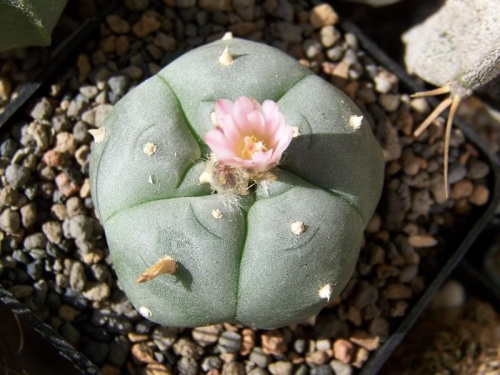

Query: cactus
[89,37,384,329]
[0,0,68,52]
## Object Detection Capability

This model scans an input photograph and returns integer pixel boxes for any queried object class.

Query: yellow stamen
[241,135,267,159]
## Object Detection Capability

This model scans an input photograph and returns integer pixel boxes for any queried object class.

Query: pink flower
[204,97,294,174]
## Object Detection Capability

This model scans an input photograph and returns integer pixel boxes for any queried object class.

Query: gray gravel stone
[153,326,178,351]
[379,94,400,112]
[20,203,36,229]
[311,365,333,375]
[0,208,20,233]
[294,364,308,375]
[82,341,109,365]
[329,360,352,375]
[12,249,29,264]
[79,85,99,100]
[276,23,302,43]
[448,162,467,184]
[73,121,92,144]
[24,233,47,250]
[268,361,293,375]
[218,330,242,353]
[173,337,204,359]
[109,335,130,366]
[69,262,87,292]
[1,139,18,158]
[94,104,114,127]
[124,0,149,11]
[352,281,379,310]
[32,279,48,306]
[60,322,81,345]
[303,38,322,59]
[177,0,196,7]
[222,362,245,375]
[27,260,43,280]
[5,164,30,188]
[202,356,223,371]
[250,347,271,368]
[108,75,129,96]
[249,368,270,375]
[51,115,72,132]
[68,215,93,241]
[67,99,88,118]
[177,356,198,375]
[468,159,490,179]
[90,264,110,282]
[107,315,133,334]
[30,97,53,120]
[0,187,20,207]
[326,46,343,61]
[320,26,340,48]
[374,74,392,94]
[233,0,255,20]
[82,282,110,302]
[10,285,33,298]
[91,309,109,326]
[294,339,306,354]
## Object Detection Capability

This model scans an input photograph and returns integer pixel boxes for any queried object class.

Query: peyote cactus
[90,36,384,329]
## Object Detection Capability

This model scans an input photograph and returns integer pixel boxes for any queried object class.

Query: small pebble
[202,356,223,371]
[108,335,130,366]
[332,339,354,364]
[218,330,242,353]
[329,360,352,375]
[173,338,204,359]
[310,4,338,29]
[221,362,245,375]
[5,164,30,188]
[268,361,292,375]
[83,282,110,302]
[250,347,270,368]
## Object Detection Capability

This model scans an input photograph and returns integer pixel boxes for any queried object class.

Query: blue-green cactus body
[90,38,384,329]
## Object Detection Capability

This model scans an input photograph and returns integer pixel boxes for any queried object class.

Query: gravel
[0,1,495,374]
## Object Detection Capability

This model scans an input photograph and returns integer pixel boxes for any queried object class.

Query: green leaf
[0,0,68,52]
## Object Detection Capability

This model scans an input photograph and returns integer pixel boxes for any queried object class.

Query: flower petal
[206,97,294,173]
[233,97,257,131]
[251,149,275,172]
[204,128,236,160]
[262,100,280,130]
[215,99,233,124]
[219,115,242,145]
[247,110,266,135]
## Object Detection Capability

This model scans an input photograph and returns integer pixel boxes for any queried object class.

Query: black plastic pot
[0,10,499,375]
[0,286,99,374]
